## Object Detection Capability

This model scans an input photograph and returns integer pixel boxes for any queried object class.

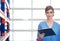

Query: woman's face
[45,9,54,19]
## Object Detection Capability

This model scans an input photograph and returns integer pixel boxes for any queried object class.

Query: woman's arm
[37,33,45,41]
[37,23,45,41]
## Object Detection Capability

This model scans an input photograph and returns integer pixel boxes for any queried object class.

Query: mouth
[47,16,51,17]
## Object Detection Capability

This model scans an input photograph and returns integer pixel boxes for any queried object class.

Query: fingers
[39,33,45,38]
[37,33,45,41]
[37,37,42,41]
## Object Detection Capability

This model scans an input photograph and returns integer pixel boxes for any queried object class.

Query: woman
[37,6,60,41]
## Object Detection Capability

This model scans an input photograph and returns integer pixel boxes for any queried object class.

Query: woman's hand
[37,33,45,41]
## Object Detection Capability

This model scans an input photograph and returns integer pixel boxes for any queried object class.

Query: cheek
[51,14,54,16]
[45,14,49,16]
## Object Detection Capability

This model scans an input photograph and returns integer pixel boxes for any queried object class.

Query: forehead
[46,9,53,12]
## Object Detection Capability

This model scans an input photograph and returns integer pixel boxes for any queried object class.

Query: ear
[53,15,54,16]
[53,12,54,16]
[53,14,54,16]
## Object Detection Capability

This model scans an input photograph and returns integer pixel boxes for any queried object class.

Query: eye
[50,12,53,13]
[46,11,53,14]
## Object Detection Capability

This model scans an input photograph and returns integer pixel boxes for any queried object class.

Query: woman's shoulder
[38,20,47,29]
[38,20,46,25]
[54,21,60,26]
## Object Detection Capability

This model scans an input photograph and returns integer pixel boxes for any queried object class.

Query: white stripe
[0,9,10,23]
[5,0,10,9]
[0,32,10,41]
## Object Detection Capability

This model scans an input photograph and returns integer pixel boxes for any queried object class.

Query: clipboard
[38,28,56,37]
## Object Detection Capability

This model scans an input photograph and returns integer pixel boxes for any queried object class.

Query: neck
[47,18,53,22]
[46,18,54,28]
